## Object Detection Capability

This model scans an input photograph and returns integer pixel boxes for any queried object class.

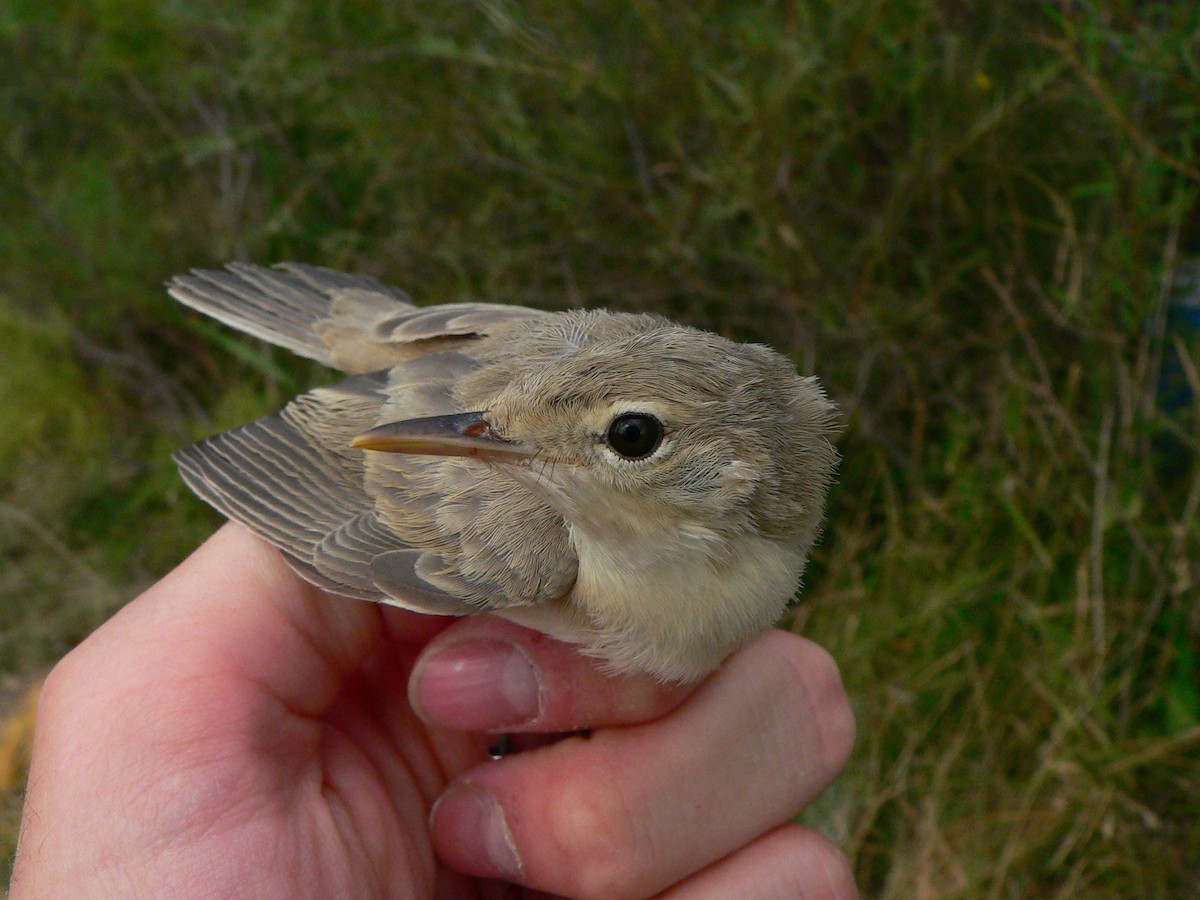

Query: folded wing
[168,262,547,373]
[175,354,576,614]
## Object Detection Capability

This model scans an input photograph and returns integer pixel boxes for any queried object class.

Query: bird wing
[175,353,577,614]
[168,261,548,374]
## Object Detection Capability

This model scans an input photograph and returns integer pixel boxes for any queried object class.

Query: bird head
[354,313,839,560]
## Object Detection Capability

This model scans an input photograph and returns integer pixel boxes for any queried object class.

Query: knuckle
[542,770,648,899]
[808,648,857,775]
[793,833,859,899]
[31,653,93,751]
[769,636,857,776]
[39,647,88,715]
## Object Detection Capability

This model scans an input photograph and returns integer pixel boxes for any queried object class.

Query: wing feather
[175,356,577,612]
[170,261,549,374]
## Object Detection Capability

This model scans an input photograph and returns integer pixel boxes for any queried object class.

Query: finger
[659,825,858,899]
[429,631,856,899]
[23,524,436,889]
[49,523,404,718]
[408,615,694,733]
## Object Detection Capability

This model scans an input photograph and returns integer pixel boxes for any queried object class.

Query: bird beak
[352,411,538,461]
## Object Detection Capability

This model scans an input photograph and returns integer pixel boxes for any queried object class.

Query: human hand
[11,524,856,898]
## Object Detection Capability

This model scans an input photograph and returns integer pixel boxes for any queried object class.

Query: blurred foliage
[1,0,1198,894]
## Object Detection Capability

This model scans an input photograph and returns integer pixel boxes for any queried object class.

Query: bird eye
[605,413,664,460]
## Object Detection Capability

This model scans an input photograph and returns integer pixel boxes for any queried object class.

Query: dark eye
[605,413,664,460]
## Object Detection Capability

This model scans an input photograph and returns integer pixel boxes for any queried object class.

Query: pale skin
[11,524,858,899]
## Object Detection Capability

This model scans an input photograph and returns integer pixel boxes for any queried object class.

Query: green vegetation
[2,1,1197,894]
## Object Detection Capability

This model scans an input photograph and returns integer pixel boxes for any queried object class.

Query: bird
[170,262,839,683]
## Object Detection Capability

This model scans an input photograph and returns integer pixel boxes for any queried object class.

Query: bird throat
[565,524,802,682]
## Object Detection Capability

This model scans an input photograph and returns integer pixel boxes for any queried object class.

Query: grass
[2,1,1198,894]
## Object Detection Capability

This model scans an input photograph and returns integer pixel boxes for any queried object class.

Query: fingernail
[431,784,524,880]
[410,639,542,730]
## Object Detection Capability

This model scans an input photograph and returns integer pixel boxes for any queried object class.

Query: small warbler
[172,263,839,682]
